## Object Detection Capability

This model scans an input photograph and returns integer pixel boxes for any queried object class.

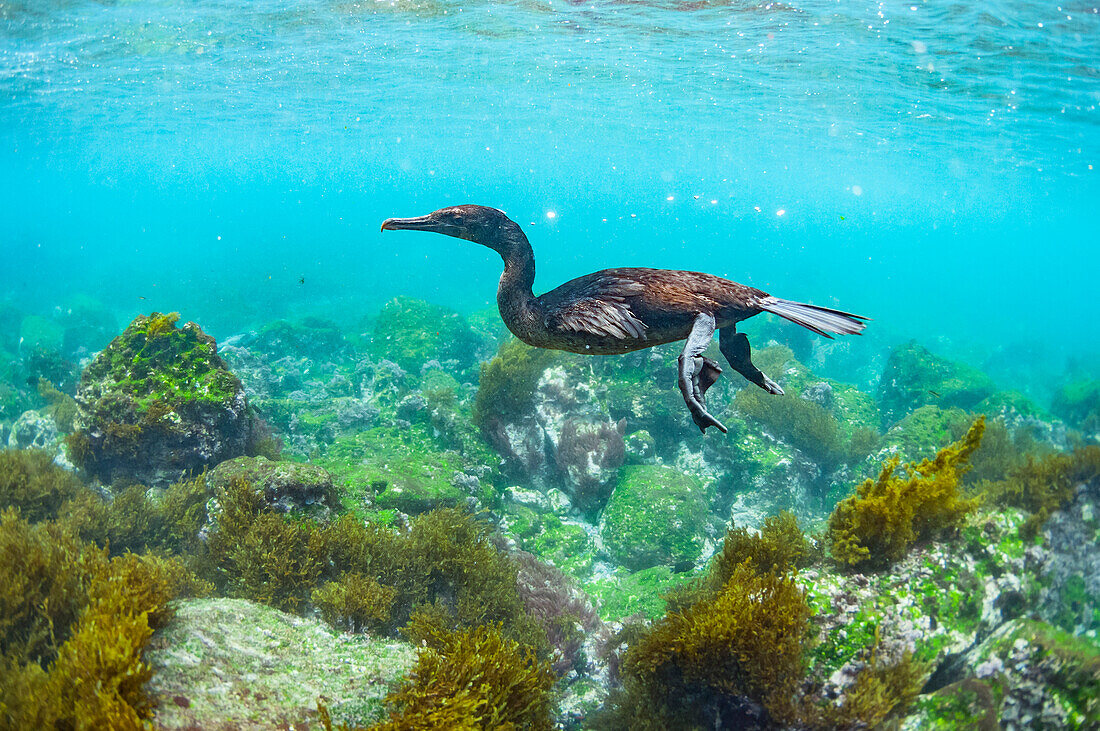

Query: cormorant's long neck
[493,223,542,342]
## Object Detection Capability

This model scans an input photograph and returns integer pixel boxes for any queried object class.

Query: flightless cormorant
[381,205,867,433]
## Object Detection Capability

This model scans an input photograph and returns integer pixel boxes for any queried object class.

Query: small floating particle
[776,209,786,216]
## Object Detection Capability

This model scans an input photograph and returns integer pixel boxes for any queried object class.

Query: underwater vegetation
[2,294,1098,729]
[601,512,813,728]
[734,384,846,468]
[472,338,559,433]
[0,508,208,729]
[36,377,78,434]
[205,476,544,649]
[877,342,995,427]
[380,620,556,730]
[370,296,485,374]
[599,464,710,572]
[320,424,495,514]
[709,510,814,584]
[1052,379,1100,436]
[0,448,211,558]
[827,417,985,569]
[0,448,85,523]
[982,443,1100,538]
[612,561,810,727]
[319,621,555,731]
[0,447,556,727]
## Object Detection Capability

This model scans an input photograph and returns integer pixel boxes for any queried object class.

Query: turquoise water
[2,0,1099,365]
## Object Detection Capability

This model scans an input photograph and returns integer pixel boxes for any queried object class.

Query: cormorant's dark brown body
[381,204,867,433]
[532,267,767,355]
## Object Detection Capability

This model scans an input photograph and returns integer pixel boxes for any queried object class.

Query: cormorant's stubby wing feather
[540,273,648,340]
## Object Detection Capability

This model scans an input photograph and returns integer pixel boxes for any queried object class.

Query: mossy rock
[19,314,64,354]
[881,404,971,463]
[319,425,483,514]
[370,296,482,373]
[252,317,352,361]
[205,456,337,517]
[904,678,1002,730]
[71,313,255,487]
[877,342,995,427]
[144,598,416,729]
[584,565,694,623]
[599,465,709,571]
[1052,379,1100,434]
[500,504,597,579]
[828,381,881,438]
[975,390,1044,421]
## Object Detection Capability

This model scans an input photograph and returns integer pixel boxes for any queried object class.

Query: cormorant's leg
[719,326,784,395]
[678,313,727,434]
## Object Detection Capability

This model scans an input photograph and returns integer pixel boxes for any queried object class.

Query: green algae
[472,337,558,432]
[92,313,241,414]
[1053,378,1100,434]
[877,342,995,427]
[883,404,972,462]
[69,312,254,483]
[584,565,694,623]
[321,425,486,514]
[912,678,1002,729]
[600,464,709,571]
[371,296,483,373]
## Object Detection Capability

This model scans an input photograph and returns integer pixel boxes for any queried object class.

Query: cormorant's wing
[540,273,648,340]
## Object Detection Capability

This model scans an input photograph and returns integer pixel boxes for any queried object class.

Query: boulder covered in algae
[69,313,255,487]
[206,455,339,518]
[144,598,416,730]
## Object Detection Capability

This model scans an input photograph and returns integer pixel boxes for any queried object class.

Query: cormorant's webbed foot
[678,314,727,434]
[719,327,785,396]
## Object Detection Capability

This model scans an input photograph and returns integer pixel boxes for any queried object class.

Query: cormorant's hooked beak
[381,214,460,236]
[382,215,427,232]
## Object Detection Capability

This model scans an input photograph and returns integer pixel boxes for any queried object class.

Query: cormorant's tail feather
[759,297,868,338]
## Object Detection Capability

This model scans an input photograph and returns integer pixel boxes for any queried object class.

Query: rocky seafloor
[0,294,1097,729]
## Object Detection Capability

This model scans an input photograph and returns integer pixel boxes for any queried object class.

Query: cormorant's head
[381,204,518,252]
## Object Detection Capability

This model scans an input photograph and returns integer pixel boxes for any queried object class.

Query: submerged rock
[70,313,255,487]
[1037,474,1100,635]
[205,456,338,518]
[7,408,58,450]
[370,296,486,374]
[70,312,255,488]
[599,464,710,571]
[320,425,490,514]
[555,416,626,513]
[877,342,995,428]
[144,598,416,730]
[901,619,1099,730]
